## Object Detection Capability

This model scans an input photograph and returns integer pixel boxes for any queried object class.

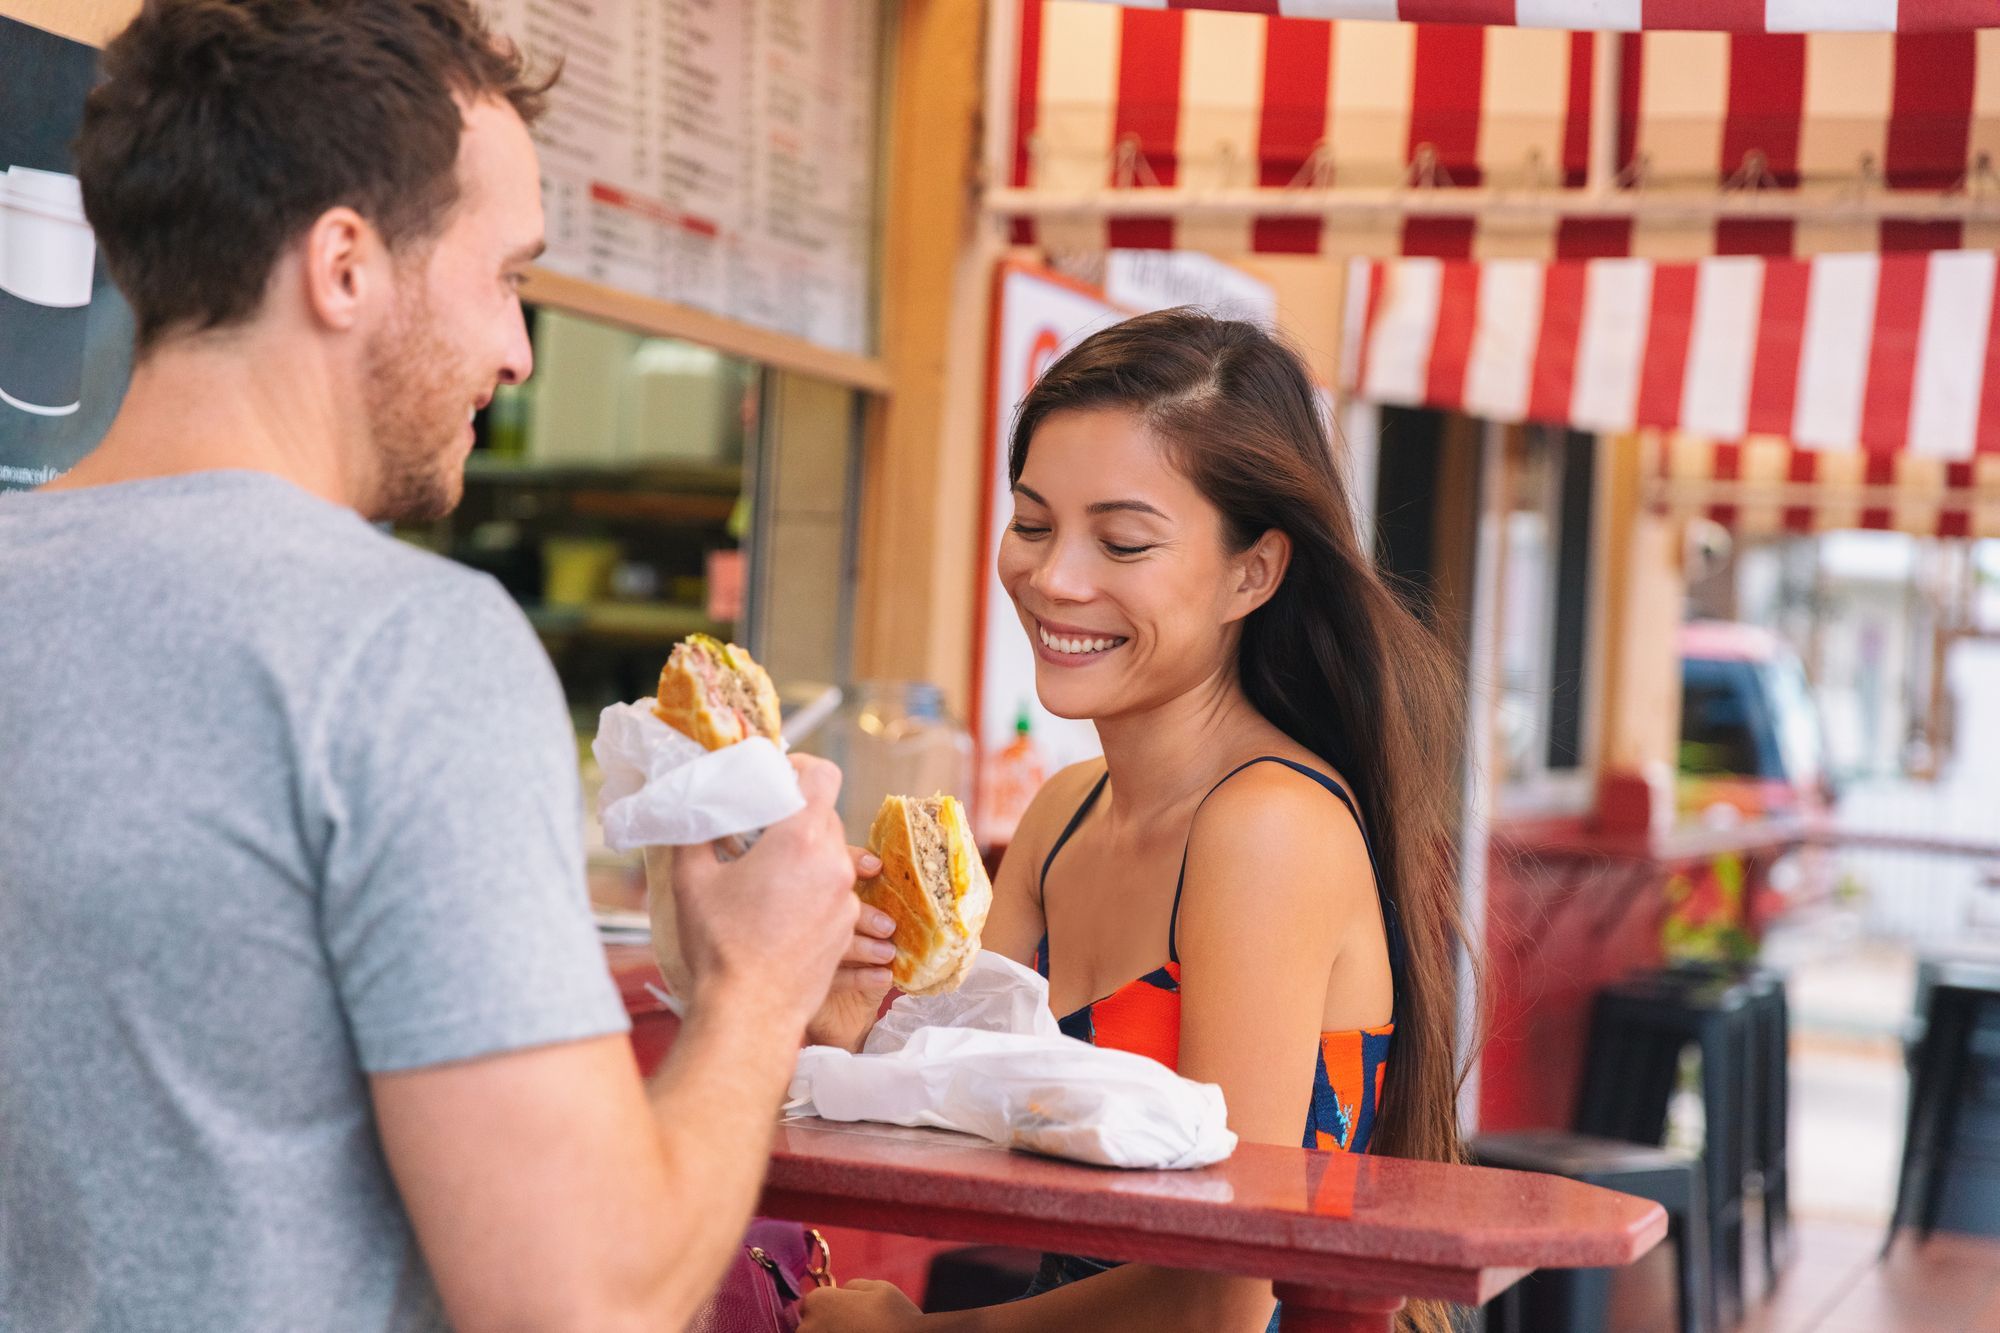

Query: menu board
[487,0,881,357]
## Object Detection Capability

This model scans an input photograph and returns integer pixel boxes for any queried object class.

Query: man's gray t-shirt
[0,471,630,1332]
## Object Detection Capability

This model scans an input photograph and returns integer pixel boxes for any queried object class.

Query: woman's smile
[1033,616,1130,665]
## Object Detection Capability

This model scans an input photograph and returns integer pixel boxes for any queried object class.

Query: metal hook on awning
[1026,131,1050,188]
[1112,132,1162,189]
[1947,151,2000,201]
[1511,146,1552,195]
[1403,143,1455,191]
[1834,151,1885,204]
[1212,141,1241,190]
[1285,139,1338,191]
[1724,148,1780,193]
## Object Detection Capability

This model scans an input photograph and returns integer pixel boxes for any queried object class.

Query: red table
[608,945,1666,1332]
[765,1118,1663,1332]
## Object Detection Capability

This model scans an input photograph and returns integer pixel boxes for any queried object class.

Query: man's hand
[670,755,862,1032]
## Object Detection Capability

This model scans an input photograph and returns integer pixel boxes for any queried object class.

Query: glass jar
[806,681,976,845]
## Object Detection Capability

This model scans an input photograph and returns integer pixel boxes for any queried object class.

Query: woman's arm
[801,766,1379,1333]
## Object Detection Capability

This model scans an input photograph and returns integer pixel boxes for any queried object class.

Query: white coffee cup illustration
[0,166,98,417]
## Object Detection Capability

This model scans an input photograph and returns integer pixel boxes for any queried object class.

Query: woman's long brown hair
[1011,309,1475,1332]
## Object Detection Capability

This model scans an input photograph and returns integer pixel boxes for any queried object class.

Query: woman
[800,310,1471,1333]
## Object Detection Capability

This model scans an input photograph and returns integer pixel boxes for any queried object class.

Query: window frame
[1493,422,1604,819]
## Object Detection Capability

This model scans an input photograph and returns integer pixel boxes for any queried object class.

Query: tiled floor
[1604,1215,2000,1332]
[1599,906,2000,1332]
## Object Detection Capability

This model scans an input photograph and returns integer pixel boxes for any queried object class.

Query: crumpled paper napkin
[591,699,802,851]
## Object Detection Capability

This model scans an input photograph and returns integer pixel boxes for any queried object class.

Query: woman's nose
[1028,537,1095,603]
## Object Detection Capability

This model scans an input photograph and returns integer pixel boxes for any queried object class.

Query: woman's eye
[1008,521,1051,539]
[1103,542,1154,558]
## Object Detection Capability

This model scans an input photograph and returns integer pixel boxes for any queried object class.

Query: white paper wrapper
[787,953,1238,1171]
[863,950,1063,1053]
[592,699,804,851]
[595,698,806,1000]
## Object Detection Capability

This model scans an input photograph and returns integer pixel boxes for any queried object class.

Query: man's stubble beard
[361,284,471,525]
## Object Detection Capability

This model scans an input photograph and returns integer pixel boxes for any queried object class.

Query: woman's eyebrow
[1087,499,1169,520]
[1012,483,1168,521]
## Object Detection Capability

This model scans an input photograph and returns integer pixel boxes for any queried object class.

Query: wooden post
[852,0,997,717]
[1593,432,1688,834]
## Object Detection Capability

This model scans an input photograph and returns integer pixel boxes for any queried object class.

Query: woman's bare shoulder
[1185,758,1376,907]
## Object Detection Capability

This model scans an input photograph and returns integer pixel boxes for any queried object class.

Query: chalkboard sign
[0,13,133,493]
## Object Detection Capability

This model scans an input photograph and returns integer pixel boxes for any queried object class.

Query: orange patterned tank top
[1035,757,1401,1154]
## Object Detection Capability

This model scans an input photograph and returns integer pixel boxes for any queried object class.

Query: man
[0,2,896,1330]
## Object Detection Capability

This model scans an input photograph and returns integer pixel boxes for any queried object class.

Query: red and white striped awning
[1340,249,2000,534]
[1063,1,2000,35]
[1648,434,2000,536]
[1621,30,2000,195]
[1001,1,2000,260]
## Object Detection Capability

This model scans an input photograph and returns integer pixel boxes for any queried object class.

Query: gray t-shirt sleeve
[316,572,629,1074]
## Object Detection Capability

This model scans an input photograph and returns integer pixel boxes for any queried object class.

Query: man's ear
[1229,528,1291,620]
[298,206,376,333]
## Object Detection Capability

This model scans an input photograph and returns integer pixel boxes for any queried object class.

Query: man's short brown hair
[75,0,555,353]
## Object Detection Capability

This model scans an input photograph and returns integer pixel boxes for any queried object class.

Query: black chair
[1888,959,2000,1252]
[1474,1131,1708,1333]
[1575,971,1756,1327]
[1664,960,1791,1281]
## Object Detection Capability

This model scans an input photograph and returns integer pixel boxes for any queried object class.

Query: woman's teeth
[1039,626,1125,656]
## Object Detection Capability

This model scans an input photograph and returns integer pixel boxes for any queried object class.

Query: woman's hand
[803,849,898,1051]
[798,1278,927,1332]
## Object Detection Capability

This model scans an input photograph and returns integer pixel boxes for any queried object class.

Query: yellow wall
[3,0,134,44]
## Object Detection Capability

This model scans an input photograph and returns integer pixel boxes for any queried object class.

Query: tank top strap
[1034,769,1109,980]
[1167,757,1405,1014]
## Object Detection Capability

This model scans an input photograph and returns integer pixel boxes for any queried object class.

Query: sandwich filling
[676,639,770,739]
[910,797,956,916]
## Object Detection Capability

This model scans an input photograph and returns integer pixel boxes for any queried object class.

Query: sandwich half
[653,633,782,750]
[861,794,992,996]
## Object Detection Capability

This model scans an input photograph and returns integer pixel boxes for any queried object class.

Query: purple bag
[686,1220,834,1333]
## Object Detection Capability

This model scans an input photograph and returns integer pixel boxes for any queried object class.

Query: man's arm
[373,993,801,1333]
[372,757,862,1332]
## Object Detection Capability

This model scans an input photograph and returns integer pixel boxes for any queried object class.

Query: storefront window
[1496,423,1597,806]
[396,303,860,732]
